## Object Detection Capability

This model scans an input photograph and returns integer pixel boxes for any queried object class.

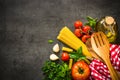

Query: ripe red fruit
[72,60,90,80]
[81,35,91,43]
[61,52,70,61]
[74,29,82,38]
[82,25,91,34]
[74,20,83,29]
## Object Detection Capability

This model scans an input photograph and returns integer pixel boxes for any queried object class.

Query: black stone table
[0,0,120,80]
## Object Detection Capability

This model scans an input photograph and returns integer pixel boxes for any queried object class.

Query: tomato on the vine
[74,29,83,38]
[74,20,83,29]
[82,35,91,43]
[72,60,90,80]
[61,52,70,61]
[82,25,91,34]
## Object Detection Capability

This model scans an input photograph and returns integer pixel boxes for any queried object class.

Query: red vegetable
[74,29,82,38]
[82,35,91,43]
[74,20,83,29]
[82,25,91,34]
[72,60,90,80]
[61,52,70,61]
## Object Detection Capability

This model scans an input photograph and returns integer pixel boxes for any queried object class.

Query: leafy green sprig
[69,47,85,62]
[85,16,97,30]
[42,61,71,80]
[69,47,90,64]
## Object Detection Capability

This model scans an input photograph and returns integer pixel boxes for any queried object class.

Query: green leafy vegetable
[69,47,86,62]
[85,16,97,30]
[42,61,71,80]
[48,39,54,44]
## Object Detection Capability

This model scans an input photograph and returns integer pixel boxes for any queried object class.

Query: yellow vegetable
[57,26,92,58]
[62,47,73,52]
[69,59,73,69]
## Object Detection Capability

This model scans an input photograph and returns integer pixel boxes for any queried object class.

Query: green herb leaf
[42,61,71,80]
[69,47,85,62]
[77,47,82,55]
[85,16,97,30]
[48,39,54,44]
[87,16,94,21]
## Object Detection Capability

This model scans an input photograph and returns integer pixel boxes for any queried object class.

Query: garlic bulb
[50,54,59,61]
[53,43,60,53]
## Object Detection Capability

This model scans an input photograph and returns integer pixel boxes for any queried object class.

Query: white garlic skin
[53,43,60,53]
[50,54,59,61]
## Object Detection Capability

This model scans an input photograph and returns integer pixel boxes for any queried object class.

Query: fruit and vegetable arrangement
[42,16,120,80]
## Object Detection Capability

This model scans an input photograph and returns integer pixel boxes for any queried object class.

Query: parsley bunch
[42,61,71,80]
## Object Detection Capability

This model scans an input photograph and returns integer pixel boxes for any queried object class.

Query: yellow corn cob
[57,26,92,58]
[62,47,73,52]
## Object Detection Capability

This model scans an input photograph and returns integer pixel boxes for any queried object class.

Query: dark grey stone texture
[0,0,120,80]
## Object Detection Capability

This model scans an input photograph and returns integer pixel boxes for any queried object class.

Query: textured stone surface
[0,0,120,80]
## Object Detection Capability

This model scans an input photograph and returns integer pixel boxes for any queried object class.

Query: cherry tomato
[72,60,90,80]
[82,25,91,34]
[82,35,91,43]
[61,52,69,61]
[74,29,82,38]
[74,20,83,29]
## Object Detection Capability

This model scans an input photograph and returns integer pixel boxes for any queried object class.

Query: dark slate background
[0,0,120,80]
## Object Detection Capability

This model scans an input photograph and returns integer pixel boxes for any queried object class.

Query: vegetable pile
[74,16,97,43]
[42,16,118,80]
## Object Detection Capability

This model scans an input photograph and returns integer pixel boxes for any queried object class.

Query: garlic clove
[50,54,59,61]
[53,43,60,53]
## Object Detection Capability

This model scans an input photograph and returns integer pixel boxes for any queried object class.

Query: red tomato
[82,25,91,34]
[74,29,82,38]
[74,20,83,29]
[61,52,69,61]
[72,60,90,80]
[82,35,91,43]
